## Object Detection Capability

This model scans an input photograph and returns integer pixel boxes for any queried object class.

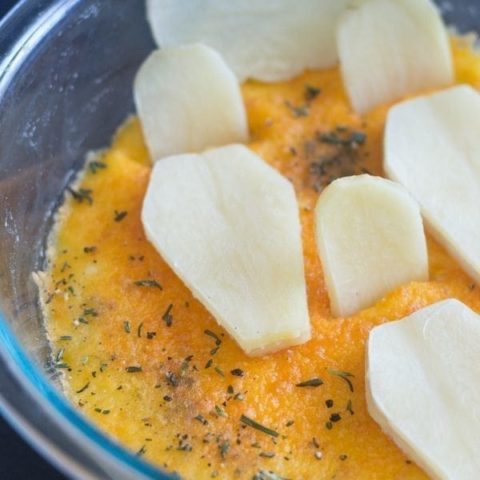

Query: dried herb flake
[194,414,208,426]
[305,85,321,102]
[252,470,289,480]
[162,304,173,327]
[330,413,341,423]
[296,377,323,388]
[240,415,278,437]
[126,366,142,373]
[215,405,227,417]
[204,329,222,346]
[259,451,275,458]
[67,187,93,205]
[165,371,178,387]
[76,382,90,394]
[114,210,128,222]
[328,369,355,392]
[89,160,107,174]
[136,445,147,457]
[219,440,230,459]
[134,279,162,290]
[285,100,309,118]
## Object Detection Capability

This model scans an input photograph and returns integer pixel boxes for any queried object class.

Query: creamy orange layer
[40,38,480,480]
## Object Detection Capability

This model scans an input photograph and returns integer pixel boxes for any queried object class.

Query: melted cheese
[39,37,480,480]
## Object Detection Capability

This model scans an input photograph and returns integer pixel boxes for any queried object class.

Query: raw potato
[367,299,480,480]
[142,144,310,356]
[134,44,248,161]
[385,85,480,284]
[146,0,352,82]
[337,0,453,114]
[315,175,428,318]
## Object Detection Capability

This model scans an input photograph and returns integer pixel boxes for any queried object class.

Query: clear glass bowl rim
[0,1,174,478]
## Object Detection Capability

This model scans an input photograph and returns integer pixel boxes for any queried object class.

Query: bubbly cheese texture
[146,0,352,82]
[337,0,453,114]
[385,84,480,284]
[39,37,480,480]
[367,299,480,480]
[142,145,310,356]
[134,44,248,160]
[315,175,428,318]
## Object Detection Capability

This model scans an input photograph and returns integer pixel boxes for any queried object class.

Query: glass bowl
[0,1,477,478]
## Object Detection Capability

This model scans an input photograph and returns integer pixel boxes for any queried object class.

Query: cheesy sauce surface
[40,38,480,480]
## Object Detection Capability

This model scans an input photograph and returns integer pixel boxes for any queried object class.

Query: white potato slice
[337,0,453,114]
[315,175,428,318]
[367,299,480,480]
[142,144,310,356]
[146,0,352,82]
[134,44,248,161]
[385,85,480,284]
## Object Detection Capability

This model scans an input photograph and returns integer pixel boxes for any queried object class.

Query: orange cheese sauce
[40,38,480,480]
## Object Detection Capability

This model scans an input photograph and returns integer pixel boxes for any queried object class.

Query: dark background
[0,415,65,480]
[0,3,66,479]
